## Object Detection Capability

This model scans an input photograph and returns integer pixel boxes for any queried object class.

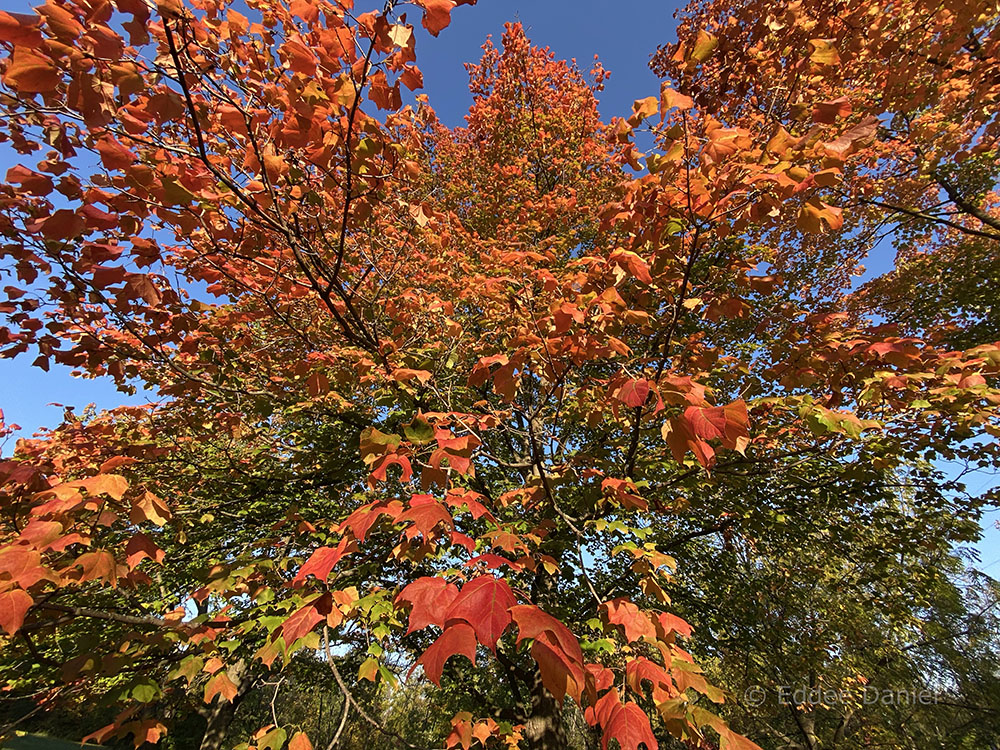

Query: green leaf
[404,414,435,444]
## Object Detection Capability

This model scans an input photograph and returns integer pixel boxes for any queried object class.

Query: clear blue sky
[0,0,997,571]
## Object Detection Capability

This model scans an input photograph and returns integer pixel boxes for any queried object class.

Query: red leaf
[280,596,329,644]
[602,700,658,750]
[72,550,120,586]
[683,404,727,440]
[530,633,586,703]
[626,657,675,703]
[618,379,650,408]
[656,611,693,639]
[0,589,33,635]
[368,454,413,486]
[288,732,314,750]
[444,575,517,650]
[289,0,318,23]
[396,576,460,634]
[339,501,400,542]
[293,538,352,585]
[84,473,129,500]
[40,209,86,240]
[6,165,53,196]
[96,135,136,171]
[0,546,49,588]
[413,622,477,685]
[418,0,455,36]
[509,604,584,666]
[398,496,454,541]
[721,400,749,452]
[812,96,852,124]
[124,533,164,568]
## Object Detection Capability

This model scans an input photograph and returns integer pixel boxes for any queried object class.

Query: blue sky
[0,0,997,570]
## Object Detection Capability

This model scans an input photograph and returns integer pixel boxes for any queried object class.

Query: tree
[1,2,998,750]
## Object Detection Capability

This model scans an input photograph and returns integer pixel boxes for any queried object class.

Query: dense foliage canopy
[1,1,998,749]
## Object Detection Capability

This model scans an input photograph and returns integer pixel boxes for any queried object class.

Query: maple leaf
[630,96,658,125]
[808,38,841,65]
[660,85,694,112]
[531,632,587,703]
[0,589,33,635]
[812,96,853,124]
[368,454,413,486]
[124,533,165,569]
[618,379,651,408]
[2,47,60,93]
[130,491,171,526]
[798,199,844,232]
[396,576,460,634]
[72,550,120,586]
[204,671,238,704]
[293,538,352,585]
[413,622,477,685]
[444,575,517,650]
[280,595,331,644]
[339,502,401,542]
[602,699,658,750]
[626,657,676,704]
[602,598,656,643]
[398,495,455,541]
[510,604,587,702]
[510,604,585,666]
[96,135,136,171]
[0,547,50,588]
[6,165,53,196]
[683,404,727,440]
[656,611,693,639]
[418,0,456,36]
[690,30,717,62]
[0,11,44,47]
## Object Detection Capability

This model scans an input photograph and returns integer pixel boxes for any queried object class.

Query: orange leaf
[808,39,841,65]
[531,633,586,703]
[2,47,60,93]
[602,598,656,643]
[280,595,330,644]
[0,589,33,635]
[204,671,238,704]
[602,699,658,750]
[0,11,44,47]
[413,622,477,685]
[418,0,455,36]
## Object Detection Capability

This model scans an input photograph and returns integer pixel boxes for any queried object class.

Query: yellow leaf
[690,31,718,62]
[808,39,841,65]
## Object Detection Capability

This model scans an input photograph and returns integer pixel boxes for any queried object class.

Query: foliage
[1,1,999,750]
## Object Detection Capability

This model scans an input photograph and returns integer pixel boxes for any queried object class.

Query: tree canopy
[1,1,998,749]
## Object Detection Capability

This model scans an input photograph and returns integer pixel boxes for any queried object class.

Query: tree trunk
[197,659,250,750]
[523,669,567,750]
[199,699,237,750]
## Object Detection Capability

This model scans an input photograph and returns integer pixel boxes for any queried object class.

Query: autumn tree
[1,2,999,750]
